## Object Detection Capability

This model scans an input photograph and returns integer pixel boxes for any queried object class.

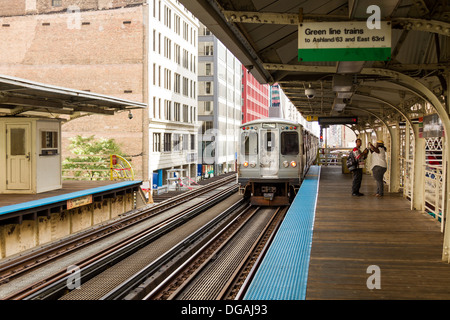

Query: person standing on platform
[368,140,388,197]
[352,138,368,196]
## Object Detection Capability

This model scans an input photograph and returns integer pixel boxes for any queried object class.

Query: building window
[158,65,161,87]
[201,121,213,134]
[205,63,212,75]
[205,101,211,112]
[174,44,180,64]
[190,134,195,150]
[164,37,171,59]
[153,133,161,152]
[40,131,58,155]
[164,133,172,152]
[173,134,181,151]
[182,77,189,96]
[201,26,211,36]
[158,33,161,54]
[182,49,188,68]
[164,68,171,90]
[164,5,171,28]
[174,14,180,35]
[183,104,189,122]
[174,103,181,121]
[183,21,188,41]
[174,73,181,94]
[200,44,213,56]
[183,134,189,151]
[165,100,172,120]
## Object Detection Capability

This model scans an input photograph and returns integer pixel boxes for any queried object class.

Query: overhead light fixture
[337,92,353,99]
[332,74,353,92]
[332,98,346,112]
[336,61,365,74]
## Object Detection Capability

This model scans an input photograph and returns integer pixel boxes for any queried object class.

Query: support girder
[223,11,450,36]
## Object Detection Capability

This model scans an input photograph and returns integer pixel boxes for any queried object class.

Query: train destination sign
[318,117,358,125]
[298,21,391,62]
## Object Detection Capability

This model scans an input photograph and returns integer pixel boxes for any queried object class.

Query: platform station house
[0,75,146,259]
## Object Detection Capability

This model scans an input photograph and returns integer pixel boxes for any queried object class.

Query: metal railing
[424,164,445,226]
[62,154,133,181]
[317,147,352,166]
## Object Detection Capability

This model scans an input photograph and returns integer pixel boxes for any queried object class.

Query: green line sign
[298,21,391,62]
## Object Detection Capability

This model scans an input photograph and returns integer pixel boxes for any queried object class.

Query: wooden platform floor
[0,180,117,207]
[306,166,450,300]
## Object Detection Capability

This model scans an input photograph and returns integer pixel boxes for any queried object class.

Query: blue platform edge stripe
[0,180,142,216]
[244,166,320,300]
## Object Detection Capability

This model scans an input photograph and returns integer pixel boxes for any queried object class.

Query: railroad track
[140,205,288,301]
[0,174,236,286]
[1,176,238,300]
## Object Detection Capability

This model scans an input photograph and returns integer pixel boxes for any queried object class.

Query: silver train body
[238,119,318,206]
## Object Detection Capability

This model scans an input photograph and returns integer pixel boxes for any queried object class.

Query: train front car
[238,119,303,206]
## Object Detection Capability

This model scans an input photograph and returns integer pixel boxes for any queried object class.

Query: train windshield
[241,131,258,155]
[281,132,299,155]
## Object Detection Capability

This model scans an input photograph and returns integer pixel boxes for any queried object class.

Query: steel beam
[223,10,450,36]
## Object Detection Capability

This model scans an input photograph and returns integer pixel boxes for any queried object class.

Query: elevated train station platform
[245,166,450,300]
[0,180,143,259]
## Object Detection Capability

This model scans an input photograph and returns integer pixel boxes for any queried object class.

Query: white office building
[148,0,199,189]
[197,22,242,177]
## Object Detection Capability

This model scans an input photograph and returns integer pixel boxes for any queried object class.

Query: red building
[242,66,270,124]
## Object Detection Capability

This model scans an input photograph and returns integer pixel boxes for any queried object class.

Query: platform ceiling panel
[181,0,449,127]
[0,74,146,120]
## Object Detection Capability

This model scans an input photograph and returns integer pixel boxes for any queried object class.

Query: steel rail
[225,206,288,300]
[3,183,238,300]
[0,174,236,285]
[141,205,259,300]
[142,206,286,300]
[100,201,251,300]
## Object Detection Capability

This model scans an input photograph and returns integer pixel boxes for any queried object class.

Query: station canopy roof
[0,74,146,120]
[181,0,449,129]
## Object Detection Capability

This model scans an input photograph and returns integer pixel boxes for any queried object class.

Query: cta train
[238,119,318,206]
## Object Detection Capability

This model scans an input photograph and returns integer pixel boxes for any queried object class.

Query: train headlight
[290,161,297,167]
[243,161,249,167]
[283,161,289,168]
[250,162,256,168]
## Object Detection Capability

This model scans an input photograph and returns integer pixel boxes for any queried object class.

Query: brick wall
[0,6,146,179]
[0,0,26,16]
[0,0,145,16]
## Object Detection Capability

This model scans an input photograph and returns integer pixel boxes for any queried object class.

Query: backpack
[346,151,357,171]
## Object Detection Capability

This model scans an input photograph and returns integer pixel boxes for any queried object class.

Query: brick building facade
[241,65,269,124]
[0,0,199,184]
[0,1,146,177]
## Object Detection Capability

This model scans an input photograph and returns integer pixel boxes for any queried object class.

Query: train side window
[281,132,299,155]
[241,131,258,155]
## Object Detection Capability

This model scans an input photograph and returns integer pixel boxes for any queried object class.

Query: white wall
[36,120,62,193]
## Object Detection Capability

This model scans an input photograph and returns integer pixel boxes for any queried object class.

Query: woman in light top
[368,140,387,197]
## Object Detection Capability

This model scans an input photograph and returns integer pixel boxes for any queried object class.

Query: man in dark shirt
[352,138,368,196]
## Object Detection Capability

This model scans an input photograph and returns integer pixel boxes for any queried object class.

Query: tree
[62,135,125,180]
